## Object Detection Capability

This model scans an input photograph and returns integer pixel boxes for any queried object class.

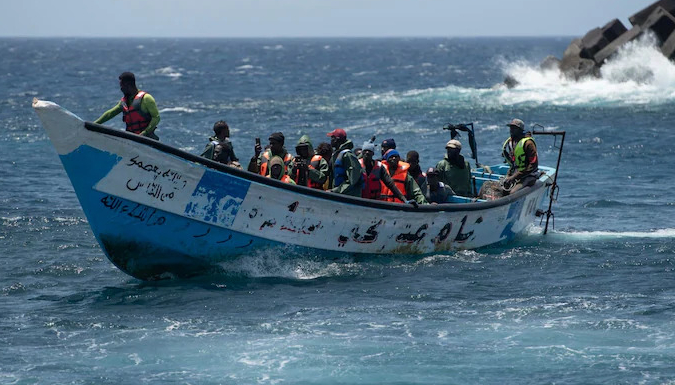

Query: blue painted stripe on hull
[59,145,282,279]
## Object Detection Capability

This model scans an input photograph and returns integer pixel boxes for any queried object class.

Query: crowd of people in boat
[95,72,539,206]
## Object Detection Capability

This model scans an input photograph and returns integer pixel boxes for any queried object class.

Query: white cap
[445,139,462,150]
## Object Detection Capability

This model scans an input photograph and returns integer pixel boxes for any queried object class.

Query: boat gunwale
[83,121,548,213]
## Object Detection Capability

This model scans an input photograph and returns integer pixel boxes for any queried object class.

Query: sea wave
[501,33,675,107]
[550,228,675,240]
[346,34,675,110]
[159,107,198,114]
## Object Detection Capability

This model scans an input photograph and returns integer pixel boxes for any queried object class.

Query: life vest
[259,151,293,177]
[268,174,294,184]
[292,155,325,189]
[121,91,152,134]
[380,162,409,202]
[514,137,536,171]
[359,159,383,199]
[333,149,351,187]
[502,138,515,168]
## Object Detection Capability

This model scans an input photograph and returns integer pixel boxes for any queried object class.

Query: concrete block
[661,31,675,59]
[629,0,675,26]
[539,55,561,71]
[560,39,583,73]
[593,26,643,65]
[580,27,610,59]
[601,19,628,42]
[642,6,675,43]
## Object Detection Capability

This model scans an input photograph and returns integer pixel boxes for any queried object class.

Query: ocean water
[2,36,675,384]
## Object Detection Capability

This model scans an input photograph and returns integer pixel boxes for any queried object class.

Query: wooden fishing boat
[33,99,562,280]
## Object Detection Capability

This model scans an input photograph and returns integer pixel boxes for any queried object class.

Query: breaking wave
[501,33,675,106]
[348,33,675,110]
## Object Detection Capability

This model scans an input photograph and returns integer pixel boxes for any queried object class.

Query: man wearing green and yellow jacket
[95,72,160,140]
[502,118,539,193]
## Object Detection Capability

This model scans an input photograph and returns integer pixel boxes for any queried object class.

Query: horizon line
[0,34,579,39]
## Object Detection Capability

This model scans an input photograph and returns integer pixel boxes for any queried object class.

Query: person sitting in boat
[291,135,328,189]
[435,139,473,197]
[406,150,427,191]
[247,132,293,177]
[94,72,160,140]
[382,149,427,205]
[380,138,396,160]
[424,167,455,204]
[359,139,408,204]
[327,128,364,197]
[502,118,539,193]
[268,156,295,184]
[315,142,333,190]
[201,120,240,168]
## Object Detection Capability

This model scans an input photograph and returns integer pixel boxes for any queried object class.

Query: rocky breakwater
[506,0,675,86]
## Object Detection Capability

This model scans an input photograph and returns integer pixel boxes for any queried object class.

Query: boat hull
[34,100,553,280]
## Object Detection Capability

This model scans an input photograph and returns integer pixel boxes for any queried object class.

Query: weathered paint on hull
[34,100,553,280]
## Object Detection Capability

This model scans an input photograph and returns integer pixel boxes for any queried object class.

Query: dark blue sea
[2,37,675,384]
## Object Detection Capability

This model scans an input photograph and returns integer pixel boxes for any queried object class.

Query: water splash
[502,33,675,106]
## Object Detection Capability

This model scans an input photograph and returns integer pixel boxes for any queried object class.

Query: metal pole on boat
[532,126,566,235]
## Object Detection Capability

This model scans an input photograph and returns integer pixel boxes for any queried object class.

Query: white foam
[551,228,675,240]
[154,66,183,78]
[502,33,675,106]
[159,107,197,114]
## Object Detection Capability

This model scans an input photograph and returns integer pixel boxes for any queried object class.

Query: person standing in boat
[201,120,240,167]
[291,135,328,189]
[359,140,408,204]
[94,72,160,140]
[247,132,293,176]
[502,118,539,193]
[406,150,427,191]
[424,167,455,204]
[382,149,427,205]
[268,156,296,184]
[327,128,364,197]
[435,139,473,197]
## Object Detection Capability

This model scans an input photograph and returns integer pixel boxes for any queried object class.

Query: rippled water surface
[2,37,675,384]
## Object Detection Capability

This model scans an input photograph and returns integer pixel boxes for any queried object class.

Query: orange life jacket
[267,174,294,184]
[380,161,409,202]
[292,155,325,189]
[259,151,293,177]
[121,91,151,134]
[359,159,383,199]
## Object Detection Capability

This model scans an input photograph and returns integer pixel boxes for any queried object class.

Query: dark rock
[601,19,628,41]
[593,26,643,65]
[503,75,519,89]
[629,0,675,26]
[641,6,675,43]
[539,55,561,71]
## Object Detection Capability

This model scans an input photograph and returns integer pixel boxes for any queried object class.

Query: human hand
[405,199,419,209]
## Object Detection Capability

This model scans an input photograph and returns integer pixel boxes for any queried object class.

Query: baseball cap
[507,118,525,131]
[326,128,347,138]
[445,139,462,150]
[383,149,400,160]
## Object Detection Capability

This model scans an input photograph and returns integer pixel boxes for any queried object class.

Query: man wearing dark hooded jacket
[291,135,328,189]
